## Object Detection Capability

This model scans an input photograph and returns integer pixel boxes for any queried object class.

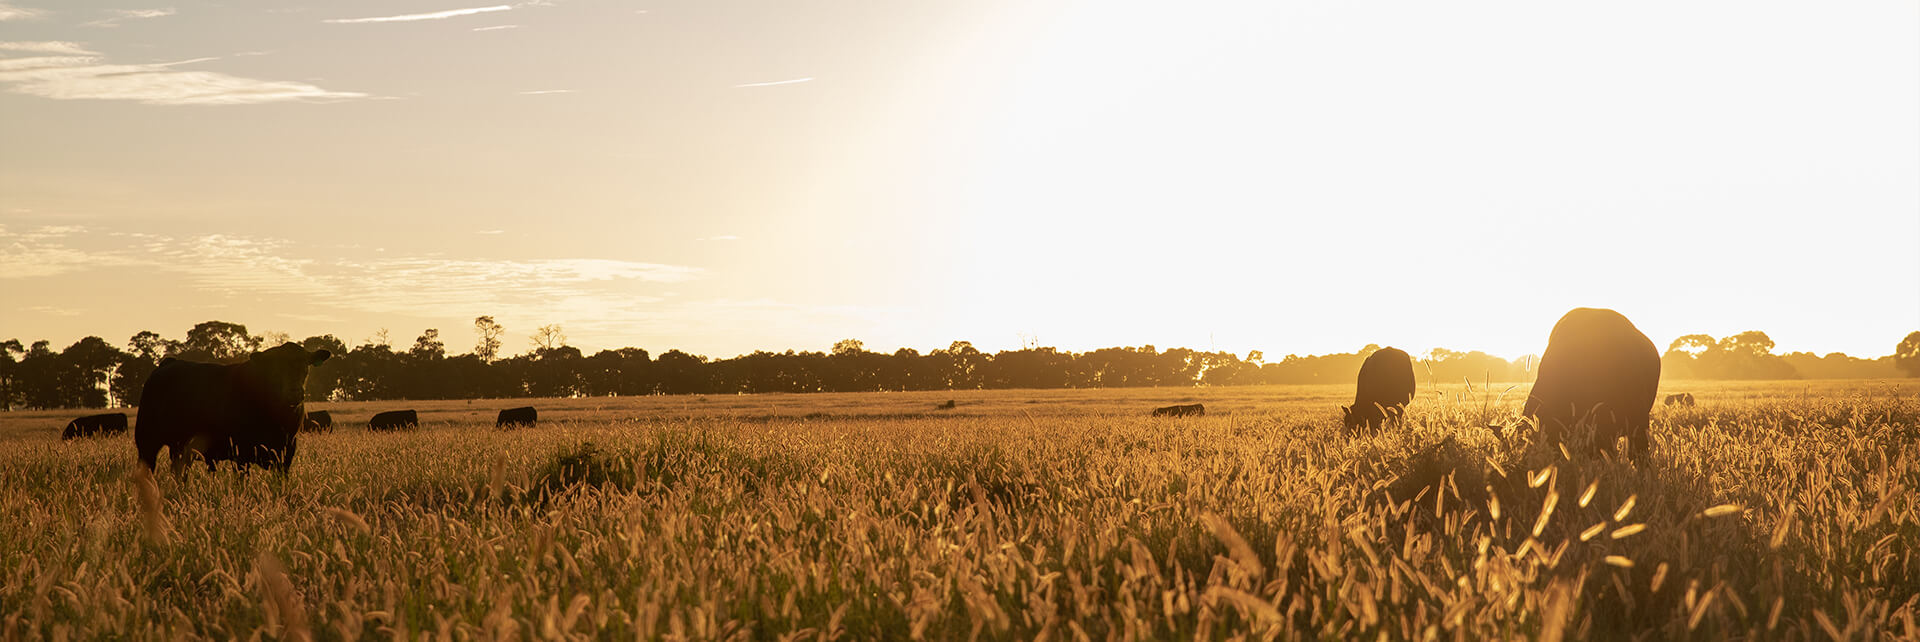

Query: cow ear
[310,349,331,365]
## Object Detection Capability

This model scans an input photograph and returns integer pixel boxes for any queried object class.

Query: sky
[2,0,1916,361]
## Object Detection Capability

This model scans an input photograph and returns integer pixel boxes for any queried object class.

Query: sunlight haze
[3,0,1915,360]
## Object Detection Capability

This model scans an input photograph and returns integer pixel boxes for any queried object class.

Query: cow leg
[168,445,193,476]
[137,440,162,471]
[1627,415,1651,461]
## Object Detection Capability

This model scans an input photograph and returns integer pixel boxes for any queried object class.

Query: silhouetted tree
[654,350,711,395]
[985,347,1074,389]
[530,324,567,353]
[934,341,986,389]
[177,321,260,363]
[411,329,446,361]
[0,339,23,410]
[1897,332,1920,377]
[57,337,123,408]
[15,341,60,409]
[474,316,504,363]
[584,348,652,396]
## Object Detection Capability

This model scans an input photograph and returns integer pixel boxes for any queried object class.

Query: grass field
[2,380,1915,640]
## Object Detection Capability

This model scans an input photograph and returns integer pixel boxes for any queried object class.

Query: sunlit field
[2,380,1915,640]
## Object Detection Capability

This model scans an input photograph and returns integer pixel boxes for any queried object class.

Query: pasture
[1,380,1915,640]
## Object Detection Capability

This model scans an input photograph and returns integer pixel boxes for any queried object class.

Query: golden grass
[0,380,1915,640]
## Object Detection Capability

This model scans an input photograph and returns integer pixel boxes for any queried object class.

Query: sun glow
[883,0,1919,359]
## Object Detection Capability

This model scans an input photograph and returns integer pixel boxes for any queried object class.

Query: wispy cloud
[471,24,518,31]
[476,229,505,235]
[517,88,573,95]
[83,7,175,27]
[1,227,702,323]
[0,225,139,278]
[0,41,91,54]
[325,5,511,24]
[0,43,366,104]
[696,235,739,241]
[0,2,43,21]
[732,77,812,89]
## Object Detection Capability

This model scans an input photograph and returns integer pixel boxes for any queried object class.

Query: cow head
[246,343,331,422]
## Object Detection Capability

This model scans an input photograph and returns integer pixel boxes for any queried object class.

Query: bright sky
[3,0,1916,361]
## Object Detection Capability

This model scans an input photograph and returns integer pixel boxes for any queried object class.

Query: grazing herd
[1145,307,1678,460]
[60,307,1687,472]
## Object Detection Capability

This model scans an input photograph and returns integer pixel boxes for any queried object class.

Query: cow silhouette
[135,343,330,473]
[496,406,537,428]
[63,413,128,440]
[368,409,419,431]
[1343,347,1415,432]
[1524,308,1660,459]
[1152,403,1205,417]
[1663,393,1695,407]
[302,410,333,433]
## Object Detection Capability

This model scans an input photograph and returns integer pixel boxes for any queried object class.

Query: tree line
[2,318,1916,410]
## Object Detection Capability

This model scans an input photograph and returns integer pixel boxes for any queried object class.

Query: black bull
[135,343,331,473]
[369,410,419,431]
[496,406,537,428]
[64,413,128,440]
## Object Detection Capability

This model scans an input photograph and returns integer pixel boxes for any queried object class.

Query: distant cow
[135,343,331,473]
[496,406,537,428]
[1524,308,1660,459]
[1153,403,1206,417]
[1343,347,1416,432]
[368,410,419,431]
[63,413,128,440]
[302,410,333,432]
[935,400,957,410]
[1663,393,1695,407]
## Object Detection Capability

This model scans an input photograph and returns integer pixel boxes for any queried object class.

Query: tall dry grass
[0,382,1914,640]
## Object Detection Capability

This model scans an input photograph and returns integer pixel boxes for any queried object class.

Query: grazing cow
[1343,347,1416,432]
[496,406,537,428]
[368,410,419,431]
[1663,393,1695,407]
[1524,308,1660,458]
[935,400,957,410]
[1153,403,1206,417]
[63,412,128,440]
[302,410,333,433]
[135,343,331,473]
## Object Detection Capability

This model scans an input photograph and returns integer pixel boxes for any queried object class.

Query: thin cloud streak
[325,5,511,24]
[731,77,813,88]
[0,3,42,21]
[0,41,91,54]
[83,7,175,27]
[471,24,519,31]
[0,44,366,104]
[517,89,573,95]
